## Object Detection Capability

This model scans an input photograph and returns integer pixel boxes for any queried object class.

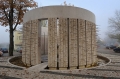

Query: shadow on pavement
[106,65,120,67]
[0,75,21,79]
[89,68,120,72]
[40,71,120,79]
[0,65,23,70]
[111,62,120,63]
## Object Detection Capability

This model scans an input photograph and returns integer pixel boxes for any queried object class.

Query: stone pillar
[22,23,26,64]
[78,19,86,68]
[32,20,41,65]
[22,20,41,66]
[48,18,57,69]
[92,23,97,65]
[86,21,92,67]
[58,18,68,69]
[25,21,31,66]
[30,20,36,65]
[69,18,78,69]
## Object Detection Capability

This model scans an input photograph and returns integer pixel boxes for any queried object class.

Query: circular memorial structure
[22,5,97,70]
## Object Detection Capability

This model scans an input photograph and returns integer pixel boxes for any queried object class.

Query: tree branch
[13,7,22,31]
[13,12,20,31]
[3,6,9,22]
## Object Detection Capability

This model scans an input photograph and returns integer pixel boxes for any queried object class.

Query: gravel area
[0,48,120,79]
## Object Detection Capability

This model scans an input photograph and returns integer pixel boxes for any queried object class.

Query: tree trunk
[9,27,14,56]
[9,0,14,56]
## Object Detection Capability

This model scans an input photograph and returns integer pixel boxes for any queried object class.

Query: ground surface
[0,48,120,79]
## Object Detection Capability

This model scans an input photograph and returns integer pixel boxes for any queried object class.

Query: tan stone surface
[92,23,97,64]
[78,19,86,67]
[69,18,78,68]
[58,18,68,68]
[22,20,41,66]
[86,21,92,65]
[48,18,57,68]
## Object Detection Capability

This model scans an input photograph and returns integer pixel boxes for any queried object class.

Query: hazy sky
[0,0,120,43]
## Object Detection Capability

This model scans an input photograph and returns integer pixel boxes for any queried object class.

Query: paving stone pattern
[0,48,120,79]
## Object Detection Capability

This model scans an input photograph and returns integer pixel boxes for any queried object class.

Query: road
[2,51,21,57]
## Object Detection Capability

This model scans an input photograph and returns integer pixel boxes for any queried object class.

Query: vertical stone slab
[38,20,41,64]
[30,20,37,65]
[90,22,93,65]
[89,22,93,66]
[22,20,41,66]
[22,23,26,64]
[25,21,31,66]
[69,18,78,69]
[58,18,68,69]
[30,20,34,65]
[34,20,41,65]
[48,18,57,69]
[78,19,86,68]
[92,23,97,65]
[86,21,92,67]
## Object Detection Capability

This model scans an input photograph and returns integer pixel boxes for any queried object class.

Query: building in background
[14,31,23,50]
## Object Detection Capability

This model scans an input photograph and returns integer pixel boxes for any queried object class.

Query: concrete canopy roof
[23,5,95,23]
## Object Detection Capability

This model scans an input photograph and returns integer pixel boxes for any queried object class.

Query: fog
[0,26,9,44]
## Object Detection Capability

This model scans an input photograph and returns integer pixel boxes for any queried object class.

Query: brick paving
[0,48,120,79]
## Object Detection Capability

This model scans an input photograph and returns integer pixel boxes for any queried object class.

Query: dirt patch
[10,56,43,68]
[10,56,30,68]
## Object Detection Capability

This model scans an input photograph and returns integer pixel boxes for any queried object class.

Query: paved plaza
[0,48,120,79]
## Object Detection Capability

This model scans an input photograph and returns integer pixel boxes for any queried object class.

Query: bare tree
[108,10,120,42]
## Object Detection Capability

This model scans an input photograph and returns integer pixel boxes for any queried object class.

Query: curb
[7,54,111,72]
[41,54,111,72]
[7,56,26,69]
